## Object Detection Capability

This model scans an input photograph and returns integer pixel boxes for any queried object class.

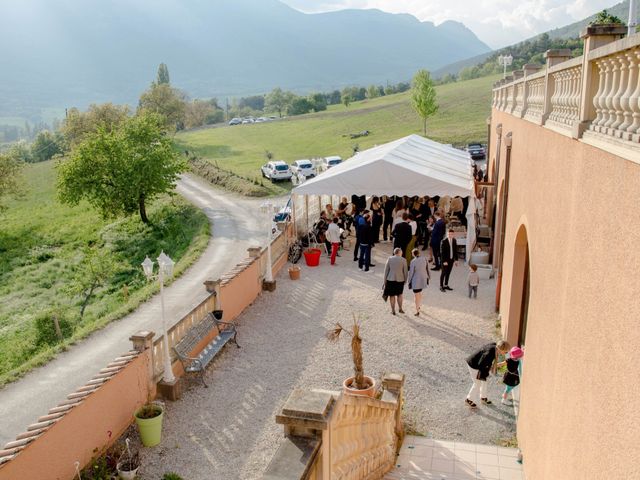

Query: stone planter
[343,375,376,398]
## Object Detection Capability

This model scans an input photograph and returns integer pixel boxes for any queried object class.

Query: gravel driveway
[140,243,516,480]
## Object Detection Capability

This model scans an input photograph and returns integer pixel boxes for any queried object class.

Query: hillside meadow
[0,160,209,385]
[176,74,499,195]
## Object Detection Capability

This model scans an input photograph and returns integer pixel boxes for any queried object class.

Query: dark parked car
[466,143,486,160]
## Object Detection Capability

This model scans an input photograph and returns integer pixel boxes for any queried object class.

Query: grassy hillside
[177,74,498,195]
[0,160,209,385]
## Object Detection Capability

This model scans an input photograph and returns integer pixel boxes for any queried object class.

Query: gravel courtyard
[140,243,516,479]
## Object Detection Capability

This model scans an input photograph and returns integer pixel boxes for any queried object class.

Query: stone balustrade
[492,26,640,159]
[264,374,405,480]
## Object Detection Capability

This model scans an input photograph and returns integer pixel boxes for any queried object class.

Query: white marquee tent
[292,134,479,260]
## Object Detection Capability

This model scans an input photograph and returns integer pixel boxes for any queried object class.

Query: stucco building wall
[490,109,640,479]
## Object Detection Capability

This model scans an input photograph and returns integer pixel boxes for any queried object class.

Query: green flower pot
[134,405,164,447]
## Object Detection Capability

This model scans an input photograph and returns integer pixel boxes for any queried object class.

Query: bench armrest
[173,348,202,366]
[215,320,237,331]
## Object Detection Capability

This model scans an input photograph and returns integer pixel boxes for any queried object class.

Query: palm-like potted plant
[327,315,376,397]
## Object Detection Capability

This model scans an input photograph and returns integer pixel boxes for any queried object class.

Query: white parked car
[290,159,315,178]
[261,161,292,182]
[322,155,342,170]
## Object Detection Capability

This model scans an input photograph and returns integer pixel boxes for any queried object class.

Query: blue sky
[280,0,616,48]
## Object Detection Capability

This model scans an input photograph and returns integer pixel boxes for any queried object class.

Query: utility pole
[225,98,230,122]
[629,0,637,36]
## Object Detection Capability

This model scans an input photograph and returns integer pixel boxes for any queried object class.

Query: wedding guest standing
[407,248,430,316]
[382,248,408,315]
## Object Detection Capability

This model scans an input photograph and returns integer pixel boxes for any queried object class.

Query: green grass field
[177,75,499,195]
[0,160,209,385]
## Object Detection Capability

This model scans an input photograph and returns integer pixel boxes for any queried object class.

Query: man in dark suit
[392,212,412,256]
[358,214,373,272]
[430,212,445,270]
[440,229,458,292]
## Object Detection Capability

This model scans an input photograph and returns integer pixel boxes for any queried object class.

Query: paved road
[0,174,271,446]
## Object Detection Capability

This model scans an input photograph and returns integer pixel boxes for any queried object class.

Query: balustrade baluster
[591,58,608,129]
[626,49,640,138]
[610,53,630,133]
[603,57,621,130]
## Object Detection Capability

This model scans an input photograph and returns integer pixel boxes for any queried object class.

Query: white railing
[492,30,640,153]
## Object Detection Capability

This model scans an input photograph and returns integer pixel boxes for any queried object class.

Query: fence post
[129,330,156,400]
[382,373,406,452]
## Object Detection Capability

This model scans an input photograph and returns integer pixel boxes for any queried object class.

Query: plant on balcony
[590,10,623,26]
[134,403,165,447]
[327,315,376,397]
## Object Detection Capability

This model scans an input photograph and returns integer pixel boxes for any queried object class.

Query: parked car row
[260,156,343,182]
[229,116,278,126]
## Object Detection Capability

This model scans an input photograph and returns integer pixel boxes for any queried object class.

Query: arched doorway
[508,225,530,347]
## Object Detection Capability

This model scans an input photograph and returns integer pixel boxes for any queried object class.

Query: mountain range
[0,0,490,120]
[433,0,638,78]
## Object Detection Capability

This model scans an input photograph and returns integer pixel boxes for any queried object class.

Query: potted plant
[134,402,164,447]
[116,439,139,480]
[327,315,376,397]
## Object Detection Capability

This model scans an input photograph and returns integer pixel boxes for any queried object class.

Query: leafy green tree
[6,141,32,163]
[63,103,130,147]
[308,93,327,112]
[31,130,64,162]
[411,69,438,136]
[157,63,171,84]
[287,97,313,115]
[238,95,265,111]
[138,83,187,131]
[591,10,623,25]
[0,152,24,211]
[342,93,351,108]
[328,90,341,105]
[57,112,186,223]
[367,85,380,99]
[265,88,293,117]
[66,246,119,318]
[184,100,216,129]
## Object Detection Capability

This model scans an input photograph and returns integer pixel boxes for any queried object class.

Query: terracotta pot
[343,375,376,397]
[288,266,301,280]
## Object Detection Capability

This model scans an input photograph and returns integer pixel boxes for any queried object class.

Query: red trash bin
[303,248,322,267]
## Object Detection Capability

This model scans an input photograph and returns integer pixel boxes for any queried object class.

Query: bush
[163,473,184,480]
[34,307,73,346]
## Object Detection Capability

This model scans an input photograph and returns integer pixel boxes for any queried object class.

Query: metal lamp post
[629,0,637,36]
[141,251,176,383]
[260,202,280,283]
[497,54,513,78]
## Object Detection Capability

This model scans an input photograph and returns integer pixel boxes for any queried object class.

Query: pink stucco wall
[490,110,640,479]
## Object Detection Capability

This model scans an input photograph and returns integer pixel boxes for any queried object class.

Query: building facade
[489,26,640,479]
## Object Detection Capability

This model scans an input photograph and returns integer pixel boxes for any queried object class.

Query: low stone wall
[0,347,150,480]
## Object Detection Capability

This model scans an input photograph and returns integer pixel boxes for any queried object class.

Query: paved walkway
[0,174,269,446]
[385,435,524,480]
[139,243,517,480]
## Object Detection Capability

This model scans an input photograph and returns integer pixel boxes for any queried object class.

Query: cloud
[280,0,615,48]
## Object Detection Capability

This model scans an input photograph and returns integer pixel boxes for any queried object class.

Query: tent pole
[305,195,309,238]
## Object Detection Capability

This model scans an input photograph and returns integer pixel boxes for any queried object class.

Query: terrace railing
[492,26,640,162]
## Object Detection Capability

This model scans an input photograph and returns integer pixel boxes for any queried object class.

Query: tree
[6,141,32,163]
[411,69,438,136]
[287,97,313,116]
[591,10,623,25]
[238,95,265,111]
[184,100,216,129]
[0,152,24,211]
[342,93,351,108]
[328,90,341,105]
[157,63,170,84]
[367,85,379,99]
[265,88,293,117]
[31,130,64,162]
[138,83,187,131]
[308,93,327,112]
[57,112,186,223]
[66,246,119,318]
[62,103,130,147]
